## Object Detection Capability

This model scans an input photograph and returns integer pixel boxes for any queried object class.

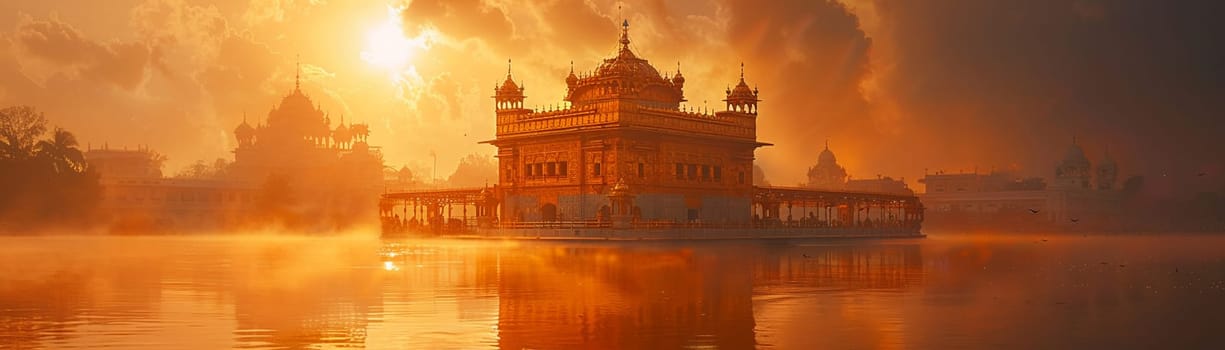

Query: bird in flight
[1028,208,1040,214]
[1070,218,1080,223]
[1197,172,1208,177]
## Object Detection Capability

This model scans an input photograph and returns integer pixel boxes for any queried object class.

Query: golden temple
[381,20,924,238]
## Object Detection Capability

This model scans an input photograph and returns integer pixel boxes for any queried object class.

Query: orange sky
[2,0,1222,195]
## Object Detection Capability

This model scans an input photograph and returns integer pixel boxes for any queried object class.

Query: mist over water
[2,233,1223,349]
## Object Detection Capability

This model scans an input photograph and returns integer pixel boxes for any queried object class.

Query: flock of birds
[1022,170,1214,224]
[1026,207,1080,223]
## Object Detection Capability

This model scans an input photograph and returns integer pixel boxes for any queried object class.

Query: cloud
[1,0,1222,198]
[243,0,329,25]
[198,34,282,119]
[0,0,290,171]
[12,14,153,90]
[401,0,515,49]
[866,0,1225,195]
[721,0,874,183]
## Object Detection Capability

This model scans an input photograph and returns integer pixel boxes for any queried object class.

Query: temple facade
[381,20,924,237]
[483,21,769,224]
[86,72,385,232]
[229,72,385,228]
[231,72,381,185]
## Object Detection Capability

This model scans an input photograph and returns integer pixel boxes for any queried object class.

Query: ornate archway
[541,203,558,222]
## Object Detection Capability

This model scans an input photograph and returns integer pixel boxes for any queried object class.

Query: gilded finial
[619,5,631,51]
[739,62,745,80]
[619,19,631,49]
[295,54,301,92]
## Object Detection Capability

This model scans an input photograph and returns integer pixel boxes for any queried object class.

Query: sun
[361,7,428,81]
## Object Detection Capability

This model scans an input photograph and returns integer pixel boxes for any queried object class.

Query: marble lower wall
[503,192,750,223]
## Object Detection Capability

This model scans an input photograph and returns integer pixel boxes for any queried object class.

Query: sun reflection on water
[1,234,1224,349]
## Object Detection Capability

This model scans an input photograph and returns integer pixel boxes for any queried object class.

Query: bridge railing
[497,220,611,229]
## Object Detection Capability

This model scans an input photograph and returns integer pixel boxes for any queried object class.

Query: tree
[0,106,100,231]
[0,106,48,160]
[174,158,230,179]
[36,128,87,174]
[397,165,414,183]
[447,153,497,187]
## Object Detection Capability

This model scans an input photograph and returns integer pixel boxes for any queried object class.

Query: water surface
[1,233,1223,349]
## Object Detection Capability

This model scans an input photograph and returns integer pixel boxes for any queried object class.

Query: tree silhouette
[36,128,87,174]
[0,105,99,231]
[175,158,230,179]
[447,153,497,187]
[0,106,47,160]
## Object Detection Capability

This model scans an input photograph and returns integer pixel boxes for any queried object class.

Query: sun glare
[361,7,428,81]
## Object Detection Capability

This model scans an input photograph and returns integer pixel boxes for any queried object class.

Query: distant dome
[235,119,254,137]
[260,83,329,145]
[1055,139,1092,186]
[276,90,316,117]
[1098,151,1117,167]
[1095,149,1119,190]
[1063,143,1089,164]
[818,144,837,165]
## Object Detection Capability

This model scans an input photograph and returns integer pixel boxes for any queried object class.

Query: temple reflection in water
[9,236,1224,349]
[0,237,924,349]
[488,242,922,349]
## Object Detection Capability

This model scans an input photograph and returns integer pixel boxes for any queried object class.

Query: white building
[918,140,1122,230]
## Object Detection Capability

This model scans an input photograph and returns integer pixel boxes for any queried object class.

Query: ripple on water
[1,234,1224,349]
